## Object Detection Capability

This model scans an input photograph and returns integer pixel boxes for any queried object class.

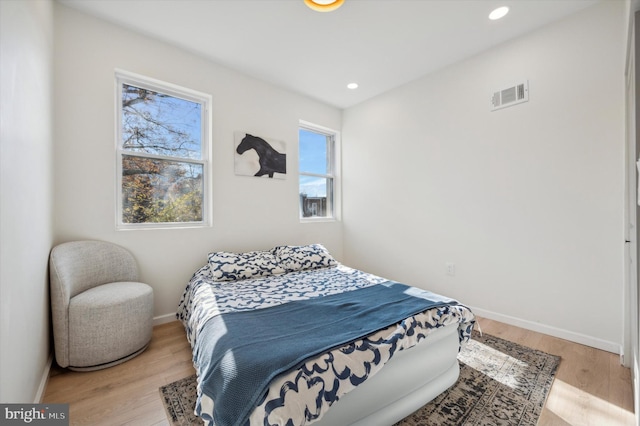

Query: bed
[177,244,475,426]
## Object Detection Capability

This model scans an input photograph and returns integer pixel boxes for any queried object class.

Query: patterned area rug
[159,331,560,426]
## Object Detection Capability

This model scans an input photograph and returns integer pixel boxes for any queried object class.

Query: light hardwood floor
[42,317,635,426]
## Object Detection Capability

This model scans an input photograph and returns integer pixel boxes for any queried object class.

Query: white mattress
[313,323,460,426]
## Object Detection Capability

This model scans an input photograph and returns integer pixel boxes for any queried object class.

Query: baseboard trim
[35,353,53,403]
[471,306,621,355]
[153,312,177,326]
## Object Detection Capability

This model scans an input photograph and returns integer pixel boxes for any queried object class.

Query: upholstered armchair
[49,240,153,371]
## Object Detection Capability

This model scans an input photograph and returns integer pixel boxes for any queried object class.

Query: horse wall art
[235,132,286,179]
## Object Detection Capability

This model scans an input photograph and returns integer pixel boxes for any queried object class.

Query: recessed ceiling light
[347,83,358,90]
[304,0,344,13]
[489,6,509,20]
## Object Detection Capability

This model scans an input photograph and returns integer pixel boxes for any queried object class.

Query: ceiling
[58,0,600,109]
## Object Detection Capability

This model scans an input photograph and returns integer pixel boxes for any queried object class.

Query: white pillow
[272,244,337,272]
[208,250,285,282]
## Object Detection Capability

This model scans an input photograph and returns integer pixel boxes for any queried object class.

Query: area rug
[159,331,560,426]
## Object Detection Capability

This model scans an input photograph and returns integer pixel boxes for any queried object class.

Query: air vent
[491,80,529,111]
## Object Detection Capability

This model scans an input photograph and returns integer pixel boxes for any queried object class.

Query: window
[116,71,211,229]
[298,121,340,220]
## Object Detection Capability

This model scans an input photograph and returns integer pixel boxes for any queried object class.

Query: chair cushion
[68,281,153,368]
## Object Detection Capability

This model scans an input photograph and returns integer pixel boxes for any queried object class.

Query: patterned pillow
[272,244,337,272]
[208,250,285,282]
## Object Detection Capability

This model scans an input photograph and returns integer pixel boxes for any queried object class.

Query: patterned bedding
[177,246,475,426]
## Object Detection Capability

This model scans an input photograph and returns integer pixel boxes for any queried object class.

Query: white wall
[0,0,55,402]
[342,1,625,352]
[53,4,343,320]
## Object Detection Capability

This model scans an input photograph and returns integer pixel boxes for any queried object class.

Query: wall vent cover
[491,80,529,111]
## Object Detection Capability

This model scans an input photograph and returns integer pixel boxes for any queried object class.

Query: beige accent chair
[49,240,153,371]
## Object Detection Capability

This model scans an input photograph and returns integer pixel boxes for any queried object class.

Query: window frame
[115,70,212,230]
[298,120,341,222]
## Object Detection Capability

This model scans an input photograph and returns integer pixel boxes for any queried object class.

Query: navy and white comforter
[177,263,475,426]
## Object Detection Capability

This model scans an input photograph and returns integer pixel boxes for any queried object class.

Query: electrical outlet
[446,263,456,276]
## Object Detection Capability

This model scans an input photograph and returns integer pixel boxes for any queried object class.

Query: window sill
[116,222,211,231]
[299,217,339,224]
